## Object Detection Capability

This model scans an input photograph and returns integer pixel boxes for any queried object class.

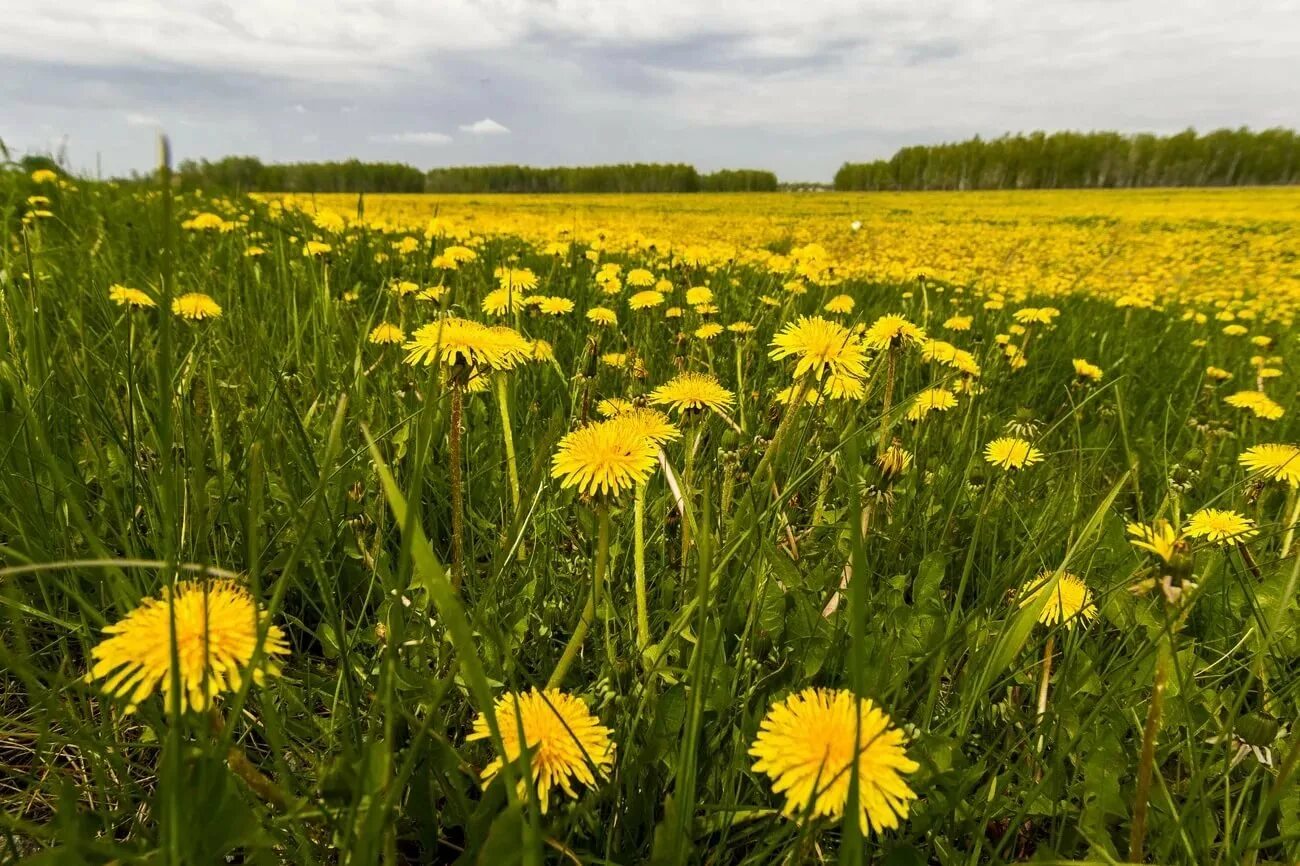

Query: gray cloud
[2,0,1297,181]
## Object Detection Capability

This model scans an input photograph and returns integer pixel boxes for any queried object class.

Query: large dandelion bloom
[984,437,1044,470]
[403,318,530,371]
[88,580,289,714]
[749,688,918,834]
[172,293,223,321]
[1185,508,1257,545]
[1019,571,1095,628]
[551,418,658,497]
[467,689,615,813]
[1239,444,1300,487]
[650,372,735,415]
[769,316,868,380]
[864,314,926,351]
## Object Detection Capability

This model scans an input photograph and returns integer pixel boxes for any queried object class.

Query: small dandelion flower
[368,322,405,345]
[551,418,658,497]
[694,323,724,340]
[984,437,1043,470]
[1073,359,1103,381]
[1225,391,1284,420]
[749,688,918,835]
[943,315,973,331]
[109,284,156,308]
[495,267,538,292]
[1019,571,1096,628]
[1205,366,1233,382]
[172,293,223,320]
[538,296,575,316]
[404,318,530,371]
[864,315,926,351]
[1185,508,1257,545]
[587,307,618,327]
[629,290,665,310]
[906,388,958,421]
[649,372,735,415]
[88,580,289,714]
[467,689,615,813]
[303,241,333,257]
[824,294,855,314]
[685,286,713,306]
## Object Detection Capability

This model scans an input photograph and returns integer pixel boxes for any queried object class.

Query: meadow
[2,169,1299,865]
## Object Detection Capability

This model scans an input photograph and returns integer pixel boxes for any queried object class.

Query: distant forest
[834,128,1300,190]
[171,158,778,193]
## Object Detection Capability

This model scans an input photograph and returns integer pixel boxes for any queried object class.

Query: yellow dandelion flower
[31,169,59,184]
[551,418,658,497]
[943,315,973,331]
[88,580,288,714]
[629,290,665,310]
[403,318,530,371]
[482,287,526,316]
[495,267,538,292]
[1239,443,1300,487]
[749,688,918,835]
[587,307,618,327]
[984,437,1043,470]
[1073,359,1103,381]
[109,284,155,308]
[1185,508,1257,545]
[685,286,713,306]
[864,314,926,351]
[876,441,913,479]
[727,321,756,334]
[1127,520,1183,565]
[303,241,332,256]
[649,372,735,415]
[467,689,615,813]
[626,268,655,287]
[172,293,222,320]
[244,246,266,257]
[824,294,855,314]
[538,296,575,316]
[1019,571,1095,629]
[1223,324,1248,337]
[695,323,724,340]
[1205,366,1233,382]
[906,388,958,421]
[769,316,868,380]
[664,306,684,318]
[1225,391,1284,420]
[607,407,681,445]
[368,322,405,345]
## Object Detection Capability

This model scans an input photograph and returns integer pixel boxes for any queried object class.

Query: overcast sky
[3,0,1298,182]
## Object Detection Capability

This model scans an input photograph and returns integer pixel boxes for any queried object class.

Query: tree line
[171,158,778,193]
[834,128,1300,190]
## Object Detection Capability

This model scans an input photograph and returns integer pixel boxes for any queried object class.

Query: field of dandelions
[3,166,1300,865]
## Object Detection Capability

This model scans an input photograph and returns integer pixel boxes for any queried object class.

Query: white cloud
[125,111,160,127]
[459,117,510,135]
[292,104,308,114]
[367,131,452,145]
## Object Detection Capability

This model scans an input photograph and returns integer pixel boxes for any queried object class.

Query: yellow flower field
[265,188,1300,321]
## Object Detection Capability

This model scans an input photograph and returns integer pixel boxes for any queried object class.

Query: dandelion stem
[1035,634,1055,753]
[547,502,610,689]
[449,381,466,590]
[1279,487,1299,559]
[1129,634,1170,863]
[634,483,651,653]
